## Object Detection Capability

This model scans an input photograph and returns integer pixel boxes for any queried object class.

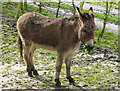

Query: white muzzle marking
[86,39,94,47]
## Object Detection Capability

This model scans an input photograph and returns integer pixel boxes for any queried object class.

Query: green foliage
[81,45,93,54]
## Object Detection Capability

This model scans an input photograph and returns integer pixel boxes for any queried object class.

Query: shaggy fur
[17,7,95,87]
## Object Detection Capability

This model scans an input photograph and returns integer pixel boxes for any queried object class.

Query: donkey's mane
[68,15,79,21]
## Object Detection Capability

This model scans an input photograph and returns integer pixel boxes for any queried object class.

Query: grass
[95,28,119,49]
[2,2,120,24]
[94,12,119,24]
[87,1,119,9]
[2,2,56,19]
[47,2,120,24]
[1,2,119,89]
[48,2,74,11]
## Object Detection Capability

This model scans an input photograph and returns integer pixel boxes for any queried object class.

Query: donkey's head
[77,7,96,49]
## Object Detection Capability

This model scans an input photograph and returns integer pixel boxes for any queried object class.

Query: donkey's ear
[76,7,84,17]
[89,7,93,15]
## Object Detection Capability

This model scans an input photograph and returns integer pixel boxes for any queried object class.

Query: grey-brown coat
[17,7,96,87]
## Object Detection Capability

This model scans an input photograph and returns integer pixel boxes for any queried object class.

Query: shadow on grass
[34,75,84,89]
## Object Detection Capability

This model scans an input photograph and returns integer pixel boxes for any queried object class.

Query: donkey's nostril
[87,45,94,50]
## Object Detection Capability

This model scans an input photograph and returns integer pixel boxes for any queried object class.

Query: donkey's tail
[17,35,23,61]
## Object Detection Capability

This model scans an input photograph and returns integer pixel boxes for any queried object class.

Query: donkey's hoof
[28,71,34,77]
[55,79,61,87]
[33,70,39,75]
[67,76,75,83]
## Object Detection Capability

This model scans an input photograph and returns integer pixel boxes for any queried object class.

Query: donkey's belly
[30,29,59,51]
[34,43,57,51]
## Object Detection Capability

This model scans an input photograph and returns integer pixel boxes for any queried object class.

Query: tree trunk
[24,0,27,11]
[38,1,42,13]
[16,0,24,19]
[16,5,20,19]
[56,0,61,18]
[72,0,76,15]
[20,0,23,11]
[80,2,84,11]
[98,2,113,41]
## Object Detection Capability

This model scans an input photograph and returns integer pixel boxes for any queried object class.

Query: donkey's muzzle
[86,39,94,50]
[87,45,94,50]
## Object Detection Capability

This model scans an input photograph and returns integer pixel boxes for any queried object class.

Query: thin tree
[56,0,61,18]
[24,0,27,11]
[16,4,21,19]
[16,0,24,19]
[98,2,113,41]
[38,1,42,13]
[20,0,24,11]
[79,2,84,11]
[72,0,76,15]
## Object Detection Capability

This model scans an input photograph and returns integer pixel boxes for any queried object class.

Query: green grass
[94,12,120,24]
[72,60,119,89]
[88,2,119,9]
[47,2,120,24]
[2,2,56,19]
[94,28,119,54]
[48,2,74,11]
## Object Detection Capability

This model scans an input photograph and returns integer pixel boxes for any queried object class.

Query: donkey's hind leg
[29,44,39,76]
[24,41,38,77]
[24,44,33,77]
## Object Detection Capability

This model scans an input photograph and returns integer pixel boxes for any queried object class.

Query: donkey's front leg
[65,54,75,83]
[55,53,64,87]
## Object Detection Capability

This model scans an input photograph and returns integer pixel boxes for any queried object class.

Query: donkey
[17,7,96,87]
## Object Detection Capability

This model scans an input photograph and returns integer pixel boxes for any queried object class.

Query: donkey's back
[17,12,80,51]
[17,12,63,50]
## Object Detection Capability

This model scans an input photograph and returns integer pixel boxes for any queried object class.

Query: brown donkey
[17,7,96,87]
